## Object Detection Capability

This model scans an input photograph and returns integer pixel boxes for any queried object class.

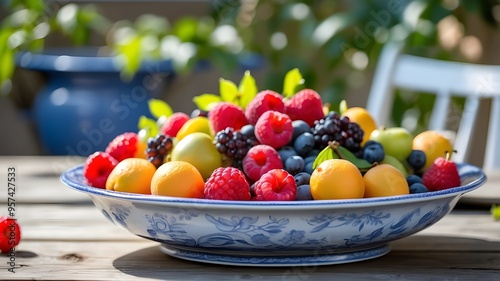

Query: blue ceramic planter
[17,48,174,156]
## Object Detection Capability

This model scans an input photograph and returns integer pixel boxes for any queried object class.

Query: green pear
[170,132,222,179]
[370,127,413,161]
[381,155,408,177]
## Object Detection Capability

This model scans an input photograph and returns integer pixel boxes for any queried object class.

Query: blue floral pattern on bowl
[60,163,486,266]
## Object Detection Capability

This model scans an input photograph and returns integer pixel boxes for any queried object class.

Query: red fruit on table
[0,216,21,254]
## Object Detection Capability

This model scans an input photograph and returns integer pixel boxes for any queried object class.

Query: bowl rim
[60,163,487,210]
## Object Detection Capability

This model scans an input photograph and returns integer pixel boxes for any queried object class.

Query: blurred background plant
[1,0,499,155]
[213,0,500,133]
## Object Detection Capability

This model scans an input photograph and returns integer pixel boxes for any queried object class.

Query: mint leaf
[238,70,257,109]
[148,99,173,119]
[283,68,304,98]
[137,115,158,139]
[219,78,238,104]
[193,94,222,111]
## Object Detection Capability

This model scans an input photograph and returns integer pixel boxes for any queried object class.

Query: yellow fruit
[170,132,222,180]
[363,164,409,198]
[133,139,148,159]
[151,161,205,198]
[175,117,212,141]
[341,107,377,146]
[310,159,365,200]
[412,130,454,171]
[106,158,156,194]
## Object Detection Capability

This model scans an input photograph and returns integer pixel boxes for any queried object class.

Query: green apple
[370,127,413,161]
[381,155,408,177]
[170,132,222,180]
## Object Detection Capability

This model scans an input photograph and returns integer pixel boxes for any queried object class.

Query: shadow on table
[112,235,500,281]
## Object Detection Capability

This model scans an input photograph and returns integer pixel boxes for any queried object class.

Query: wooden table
[1,156,500,280]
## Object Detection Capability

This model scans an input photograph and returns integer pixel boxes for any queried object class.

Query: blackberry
[311,112,364,153]
[215,127,259,169]
[146,134,174,168]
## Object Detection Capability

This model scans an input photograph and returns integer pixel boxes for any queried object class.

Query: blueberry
[406,174,423,186]
[292,120,311,140]
[278,146,298,164]
[363,140,382,149]
[407,150,426,171]
[240,124,256,138]
[409,183,429,194]
[363,143,385,163]
[285,155,305,175]
[294,172,311,186]
[294,132,315,156]
[304,161,314,174]
[296,184,313,200]
[304,155,317,165]
[306,149,320,158]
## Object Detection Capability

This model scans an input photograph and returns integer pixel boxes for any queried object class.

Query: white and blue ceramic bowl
[61,163,486,267]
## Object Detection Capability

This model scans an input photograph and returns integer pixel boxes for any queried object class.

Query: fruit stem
[328,141,344,159]
[445,150,457,161]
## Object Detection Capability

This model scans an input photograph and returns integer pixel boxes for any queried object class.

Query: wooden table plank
[0,156,90,204]
[1,240,499,281]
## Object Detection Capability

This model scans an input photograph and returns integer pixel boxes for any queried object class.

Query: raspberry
[204,167,251,200]
[245,90,285,125]
[422,155,461,191]
[83,151,118,188]
[161,112,190,137]
[255,110,293,149]
[285,89,325,127]
[253,169,297,201]
[0,216,21,254]
[208,102,249,134]
[242,144,283,182]
[105,132,139,162]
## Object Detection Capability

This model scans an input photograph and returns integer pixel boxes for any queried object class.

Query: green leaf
[193,94,222,111]
[283,68,304,98]
[238,70,257,109]
[137,115,158,139]
[219,78,238,104]
[339,99,348,115]
[148,98,173,119]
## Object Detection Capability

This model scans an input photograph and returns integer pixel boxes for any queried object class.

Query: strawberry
[208,102,249,134]
[0,216,21,254]
[285,89,325,127]
[422,153,461,191]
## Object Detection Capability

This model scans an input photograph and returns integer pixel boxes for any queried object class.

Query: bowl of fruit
[61,70,486,267]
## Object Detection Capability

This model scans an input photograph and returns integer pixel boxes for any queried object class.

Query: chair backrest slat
[367,42,500,169]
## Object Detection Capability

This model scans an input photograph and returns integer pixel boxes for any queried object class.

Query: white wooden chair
[366,41,500,171]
